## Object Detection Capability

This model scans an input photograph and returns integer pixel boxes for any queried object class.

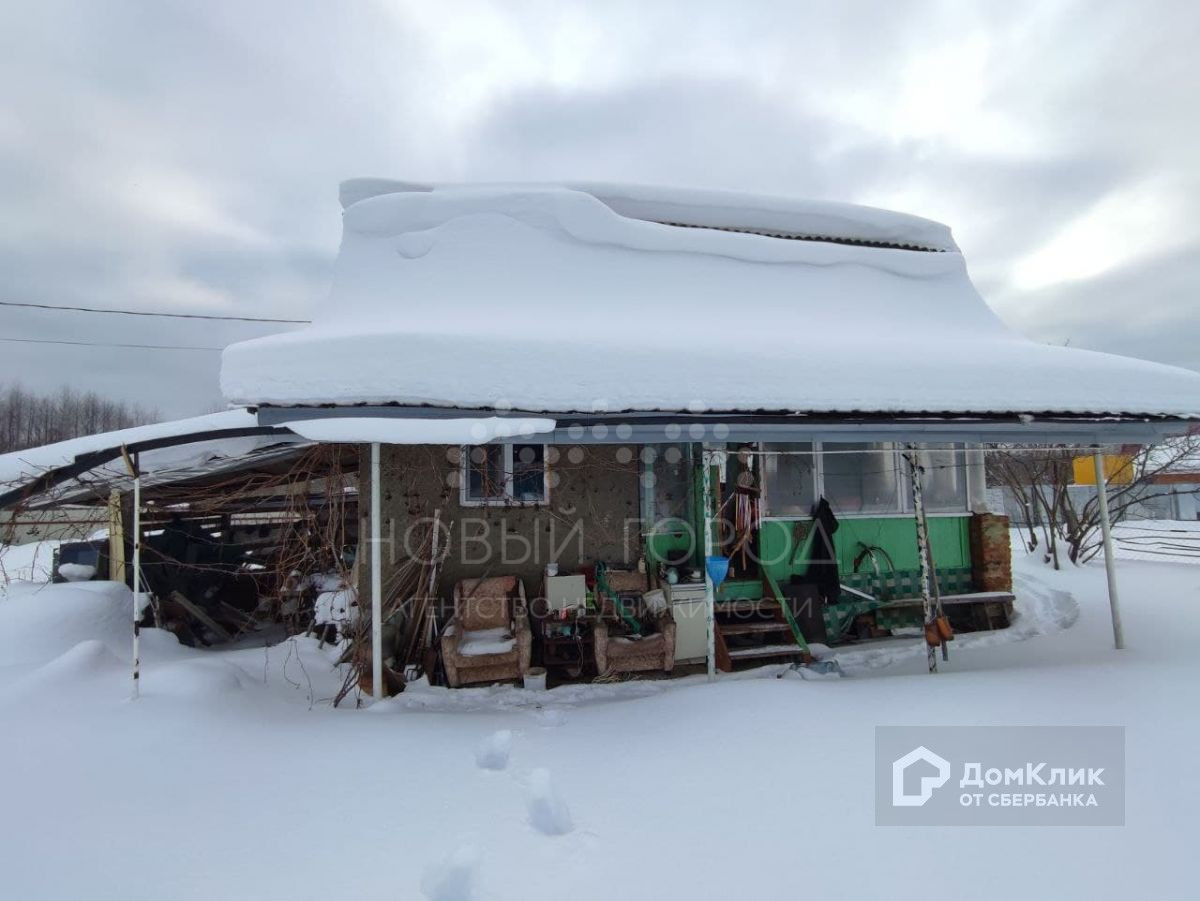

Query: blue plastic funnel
[705,555,731,588]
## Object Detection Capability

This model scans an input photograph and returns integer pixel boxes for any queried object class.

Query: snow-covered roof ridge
[338,178,960,252]
[221,179,1200,418]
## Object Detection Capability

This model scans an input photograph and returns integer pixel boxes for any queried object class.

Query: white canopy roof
[220,181,1200,418]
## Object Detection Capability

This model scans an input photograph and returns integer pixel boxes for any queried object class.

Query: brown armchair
[593,586,676,676]
[441,576,532,688]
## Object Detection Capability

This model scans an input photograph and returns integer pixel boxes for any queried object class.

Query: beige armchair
[441,576,532,688]
[593,591,676,677]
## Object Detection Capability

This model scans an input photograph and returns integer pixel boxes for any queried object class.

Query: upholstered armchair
[441,576,532,688]
[593,591,676,676]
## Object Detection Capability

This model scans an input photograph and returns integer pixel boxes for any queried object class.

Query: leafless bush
[988,437,1199,568]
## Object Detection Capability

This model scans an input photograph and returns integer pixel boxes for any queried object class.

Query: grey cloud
[0,0,1197,417]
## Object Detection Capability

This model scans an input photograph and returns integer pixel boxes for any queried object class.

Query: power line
[0,299,310,324]
[0,337,223,351]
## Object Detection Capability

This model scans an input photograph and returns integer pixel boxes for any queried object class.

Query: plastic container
[523,667,548,690]
[705,555,731,588]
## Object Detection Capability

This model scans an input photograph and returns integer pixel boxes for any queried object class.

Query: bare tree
[0,382,158,454]
[988,437,1200,568]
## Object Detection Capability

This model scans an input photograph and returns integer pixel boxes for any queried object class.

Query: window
[906,443,968,513]
[761,441,969,518]
[823,442,903,514]
[763,442,815,516]
[647,443,693,522]
[512,444,547,503]
[461,443,548,506]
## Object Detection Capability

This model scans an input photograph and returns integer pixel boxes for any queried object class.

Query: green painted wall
[758,516,971,583]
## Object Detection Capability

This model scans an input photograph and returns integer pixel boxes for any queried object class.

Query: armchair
[441,576,532,688]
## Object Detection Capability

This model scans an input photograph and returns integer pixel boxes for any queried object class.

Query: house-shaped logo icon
[892,746,951,807]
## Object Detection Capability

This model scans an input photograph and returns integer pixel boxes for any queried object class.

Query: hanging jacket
[808,497,840,604]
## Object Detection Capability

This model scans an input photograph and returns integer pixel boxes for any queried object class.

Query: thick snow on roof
[220,181,1200,417]
[283,415,555,444]
[0,409,276,487]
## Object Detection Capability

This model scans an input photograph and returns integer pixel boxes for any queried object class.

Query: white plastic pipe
[1092,450,1125,650]
[131,472,141,699]
[701,450,716,682]
[370,442,384,700]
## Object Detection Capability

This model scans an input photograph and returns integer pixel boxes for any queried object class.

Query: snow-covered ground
[0,537,1197,900]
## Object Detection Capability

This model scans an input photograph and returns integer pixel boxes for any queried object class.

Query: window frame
[459,443,550,507]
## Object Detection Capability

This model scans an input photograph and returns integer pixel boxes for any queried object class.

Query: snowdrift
[0,581,136,667]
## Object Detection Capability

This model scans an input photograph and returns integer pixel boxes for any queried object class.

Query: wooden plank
[761,569,811,654]
[714,624,733,672]
[878,591,1015,610]
[727,644,808,660]
[714,598,780,614]
[169,591,233,643]
[719,621,793,636]
[107,489,125,583]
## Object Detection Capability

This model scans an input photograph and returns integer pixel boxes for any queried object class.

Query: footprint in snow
[474,729,513,771]
[534,708,566,728]
[420,844,481,901]
[526,767,574,836]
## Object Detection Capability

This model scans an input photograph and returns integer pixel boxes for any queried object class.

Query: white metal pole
[702,449,716,682]
[131,472,142,699]
[1092,450,1125,650]
[370,442,384,699]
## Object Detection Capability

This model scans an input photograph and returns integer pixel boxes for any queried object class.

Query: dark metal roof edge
[256,405,1189,446]
[0,426,297,511]
[255,403,1195,426]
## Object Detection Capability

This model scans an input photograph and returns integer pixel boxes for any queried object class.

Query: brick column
[969,513,1012,592]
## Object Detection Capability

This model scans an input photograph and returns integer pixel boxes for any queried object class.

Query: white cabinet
[668,582,709,663]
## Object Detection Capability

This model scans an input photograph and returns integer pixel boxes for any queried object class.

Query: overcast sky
[1,0,1197,419]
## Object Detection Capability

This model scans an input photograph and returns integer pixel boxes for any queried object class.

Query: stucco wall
[358,443,642,608]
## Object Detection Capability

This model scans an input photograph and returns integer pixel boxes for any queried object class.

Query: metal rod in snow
[702,450,717,683]
[118,446,143,699]
[904,445,938,674]
[1092,450,1126,650]
[370,442,384,700]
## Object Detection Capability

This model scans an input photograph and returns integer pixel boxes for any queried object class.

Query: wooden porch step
[718,621,793,636]
[714,599,780,614]
[727,643,808,660]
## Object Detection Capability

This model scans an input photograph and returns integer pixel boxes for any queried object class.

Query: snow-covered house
[1145,434,1200,520]
[213,180,1200,686]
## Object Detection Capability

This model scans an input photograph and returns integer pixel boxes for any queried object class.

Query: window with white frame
[460,443,548,506]
[822,442,904,514]
[762,442,815,517]
[906,443,968,513]
[762,442,969,517]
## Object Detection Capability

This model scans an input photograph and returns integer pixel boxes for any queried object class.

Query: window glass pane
[650,443,691,523]
[910,443,967,512]
[763,443,814,516]
[466,445,504,500]
[511,444,546,502]
[822,442,901,514]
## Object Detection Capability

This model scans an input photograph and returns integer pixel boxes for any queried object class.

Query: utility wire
[0,299,310,324]
[0,337,223,351]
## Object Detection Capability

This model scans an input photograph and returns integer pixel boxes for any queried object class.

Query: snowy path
[0,548,1197,900]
